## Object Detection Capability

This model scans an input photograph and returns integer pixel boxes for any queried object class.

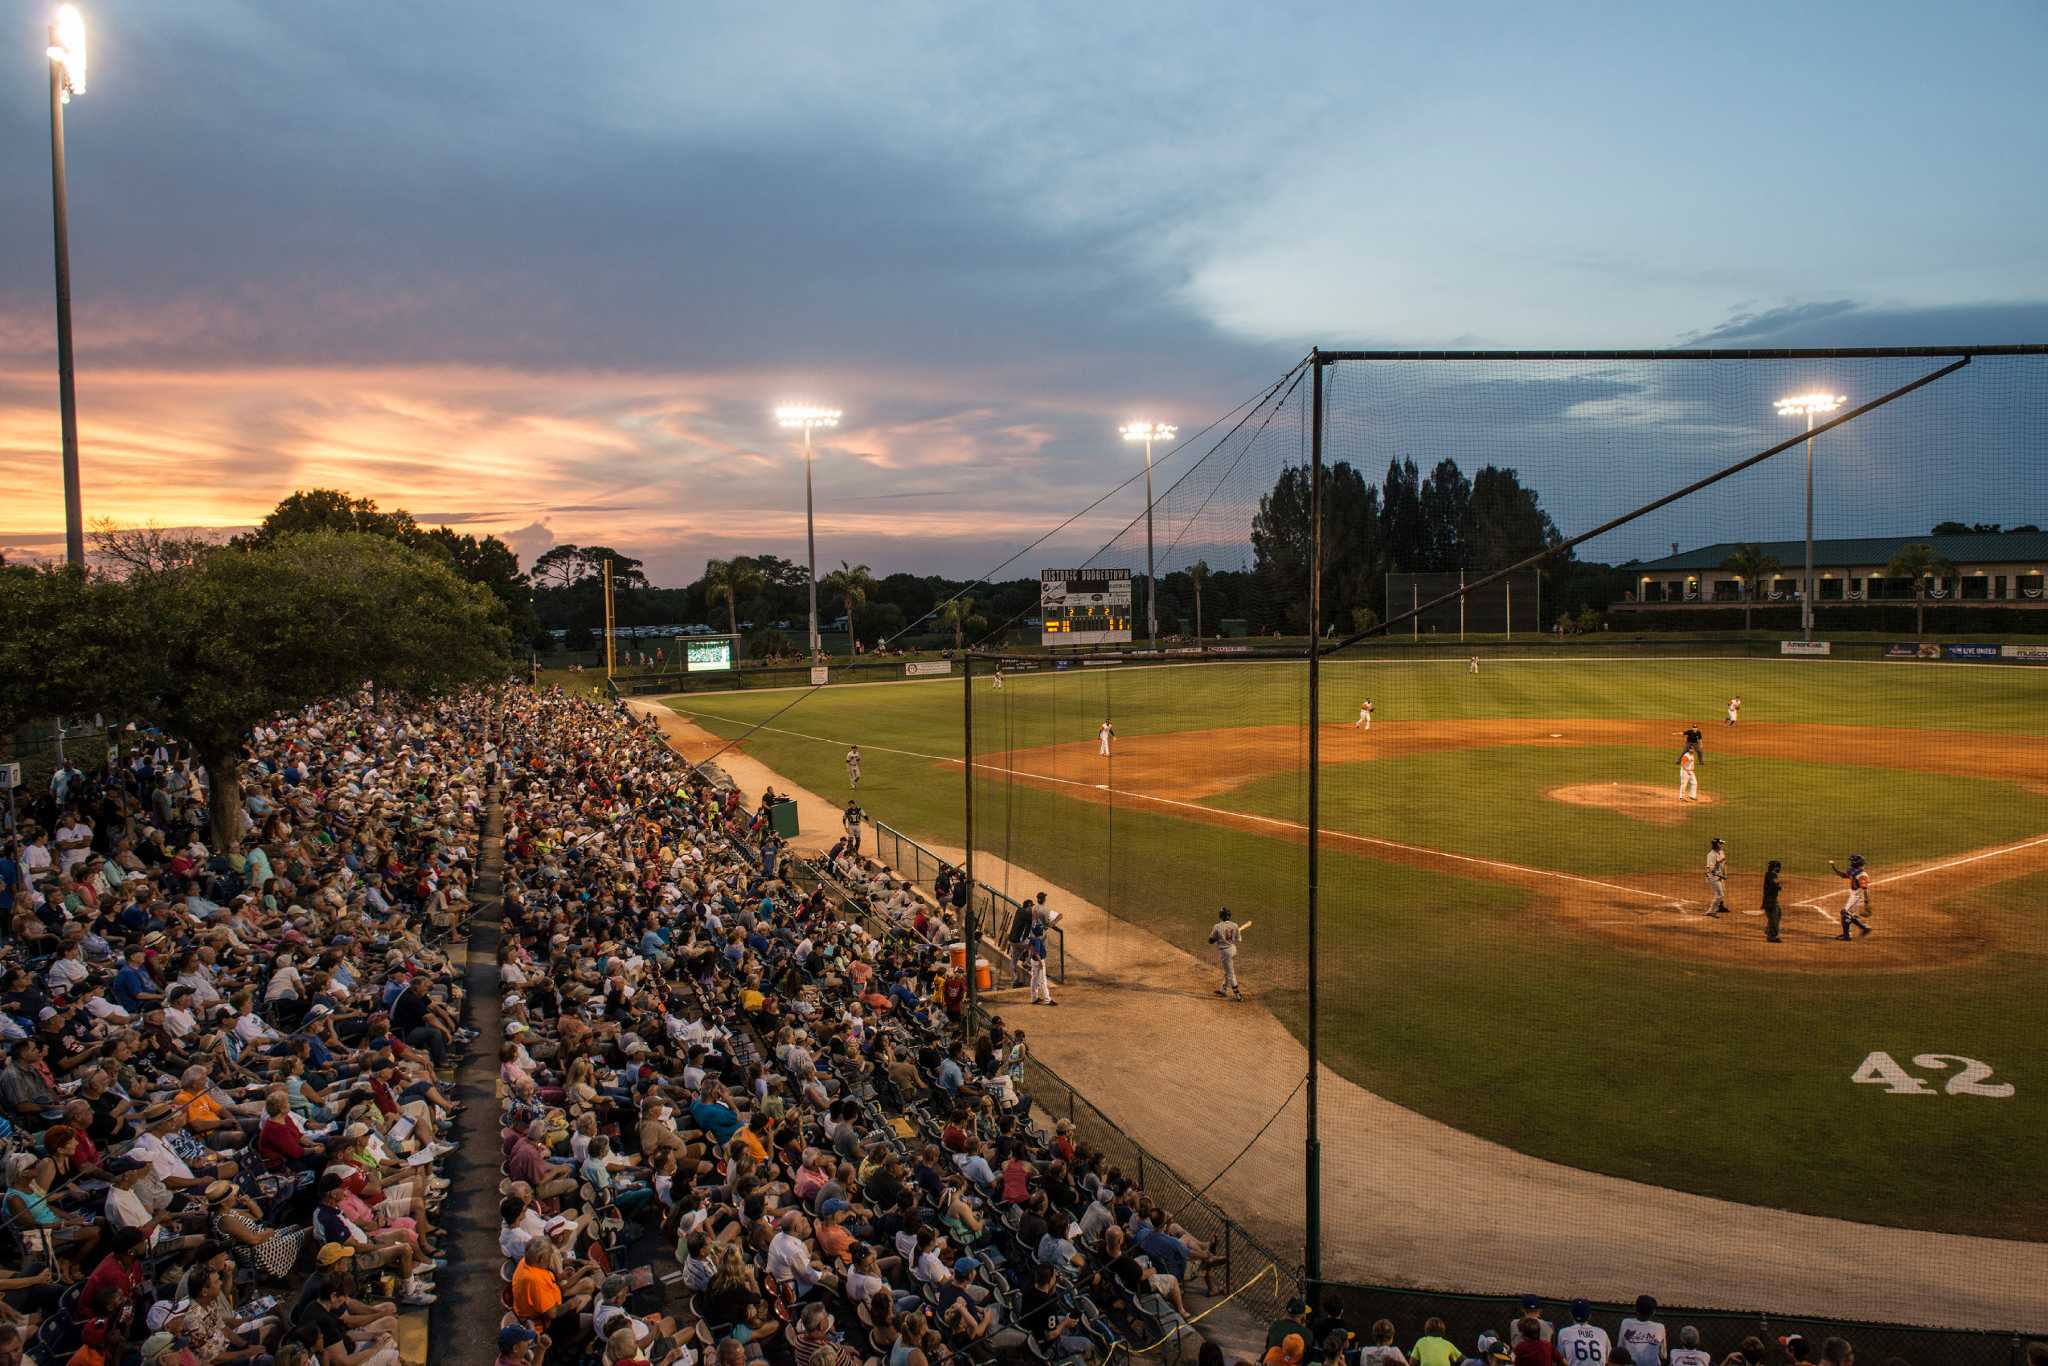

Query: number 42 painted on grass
[1852,1052,2014,1098]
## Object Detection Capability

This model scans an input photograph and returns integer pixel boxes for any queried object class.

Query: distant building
[1620,531,2048,611]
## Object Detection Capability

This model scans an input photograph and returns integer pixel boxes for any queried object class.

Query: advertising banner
[904,661,954,677]
[1942,643,2001,661]
[1884,643,1941,659]
[1999,645,2048,662]
[1779,640,1832,656]
[809,667,829,686]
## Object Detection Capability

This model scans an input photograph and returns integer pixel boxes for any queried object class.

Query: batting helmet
[1849,853,1866,867]
[1710,838,1724,850]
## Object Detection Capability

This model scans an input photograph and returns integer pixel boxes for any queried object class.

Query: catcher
[1827,853,1874,939]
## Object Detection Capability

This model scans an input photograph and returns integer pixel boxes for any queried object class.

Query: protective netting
[959,350,2048,1335]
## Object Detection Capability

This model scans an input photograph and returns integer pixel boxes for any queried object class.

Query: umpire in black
[1762,858,1784,942]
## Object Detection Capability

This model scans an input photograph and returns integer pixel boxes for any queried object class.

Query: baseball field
[664,652,2048,1246]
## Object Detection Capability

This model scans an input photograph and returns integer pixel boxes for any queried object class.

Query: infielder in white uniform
[846,745,862,789]
[1705,837,1728,914]
[1208,907,1244,1000]
[1677,748,1699,801]
[1355,699,1374,730]
[1725,695,1741,726]
[1098,720,1114,757]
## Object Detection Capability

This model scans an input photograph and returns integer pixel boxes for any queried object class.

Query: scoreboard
[1040,568,1133,647]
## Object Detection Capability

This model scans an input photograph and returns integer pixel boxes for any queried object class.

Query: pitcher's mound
[1547,782,1717,825]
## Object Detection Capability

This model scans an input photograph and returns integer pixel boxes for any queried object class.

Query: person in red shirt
[256,1092,325,1173]
[1514,1317,1564,1366]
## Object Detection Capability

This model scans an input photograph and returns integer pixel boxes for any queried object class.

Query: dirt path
[635,700,2048,1329]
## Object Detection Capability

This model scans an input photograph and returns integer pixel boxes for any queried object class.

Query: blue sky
[0,1,2042,580]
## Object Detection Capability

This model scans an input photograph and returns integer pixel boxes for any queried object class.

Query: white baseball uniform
[1557,1322,1612,1366]
[1705,847,1727,912]
[1098,722,1114,757]
[846,749,861,788]
[1671,1351,1710,1366]
[992,670,1004,690]
[1469,657,1480,674]
[1678,749,1698,801]
[1356,701,1373,730]
[1725,696,1740,725]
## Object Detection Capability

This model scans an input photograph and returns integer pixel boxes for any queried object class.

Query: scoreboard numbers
[1041,568,1133,647]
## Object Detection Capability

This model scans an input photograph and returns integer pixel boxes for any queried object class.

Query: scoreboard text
[1040,568,1133,647]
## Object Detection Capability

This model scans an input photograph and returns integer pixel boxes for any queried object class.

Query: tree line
[1248,456,1624,634]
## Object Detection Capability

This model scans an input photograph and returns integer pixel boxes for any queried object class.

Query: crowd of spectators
[486,688,1223,1366]
[0,701,483,1364]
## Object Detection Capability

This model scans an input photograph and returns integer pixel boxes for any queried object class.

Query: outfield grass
[669,656,2048,1240]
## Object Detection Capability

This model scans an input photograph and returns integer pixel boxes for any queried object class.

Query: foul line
[1790,832,2048,909]
[677,707,1681,907]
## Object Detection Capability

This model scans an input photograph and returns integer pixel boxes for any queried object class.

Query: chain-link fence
[1019,1053,1301,1333]
[871,819,1064,983]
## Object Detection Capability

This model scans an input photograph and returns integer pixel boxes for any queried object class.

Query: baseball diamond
[664,650,2048,1292]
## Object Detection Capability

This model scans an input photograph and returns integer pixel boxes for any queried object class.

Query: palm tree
[1885,542,1954,640]
[936,595,976,653]
[702,557,765,643]
[1718,544,1783,634]
[822,560,875,654]
[1187,559,1209,644]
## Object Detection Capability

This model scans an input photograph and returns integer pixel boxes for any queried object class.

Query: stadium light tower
[1121,421,1175,648]
[1775,392,1845,642]
[47,4,88,568]
[776,403,841,661]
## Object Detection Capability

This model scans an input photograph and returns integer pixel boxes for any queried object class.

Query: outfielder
[1468,656,1480,675]
[992,667,1004,691]
[1098,720,1115,757]
[846,745,862,789]
[1828,853,1874,939]
[1704,837,1728,914]
[1208,907,1244,1000]
[1677,748,1699,802]
[1725,695,1741,727]
[1355,699,1374,730]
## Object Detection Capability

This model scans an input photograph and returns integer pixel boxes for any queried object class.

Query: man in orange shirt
[511,1239,598,1341]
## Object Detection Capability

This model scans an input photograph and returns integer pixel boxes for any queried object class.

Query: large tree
[822,561,877,651]
[1250,460,1383,633]
[936,595,976,652]
[1417,459,1473,573]
[1718,543,1783,633]
[2,532,507,851]
[702,557,766,640]
[1379,457,1428,574]
[1885,542,1955,640]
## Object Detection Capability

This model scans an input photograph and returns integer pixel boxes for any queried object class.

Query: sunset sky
[2,2,2044,583]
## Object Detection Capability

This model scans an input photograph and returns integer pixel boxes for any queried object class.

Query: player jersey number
[1851,1051,2013,1098]
[1569,1343,1605,1363]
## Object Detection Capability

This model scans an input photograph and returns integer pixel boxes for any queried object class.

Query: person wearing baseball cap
[497,1322,541,1364]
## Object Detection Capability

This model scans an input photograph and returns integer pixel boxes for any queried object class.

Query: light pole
[776,403,840,661]
[1120,421,1175,649]
[1774,392,1845,641]
[47,5,87,569]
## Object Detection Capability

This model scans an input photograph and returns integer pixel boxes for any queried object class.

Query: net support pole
[1459,569,1466,642]
[604,558,616,679]
[1506,575,1513,641]
[1304,349,1325,1294]
[962,652,978,1038]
